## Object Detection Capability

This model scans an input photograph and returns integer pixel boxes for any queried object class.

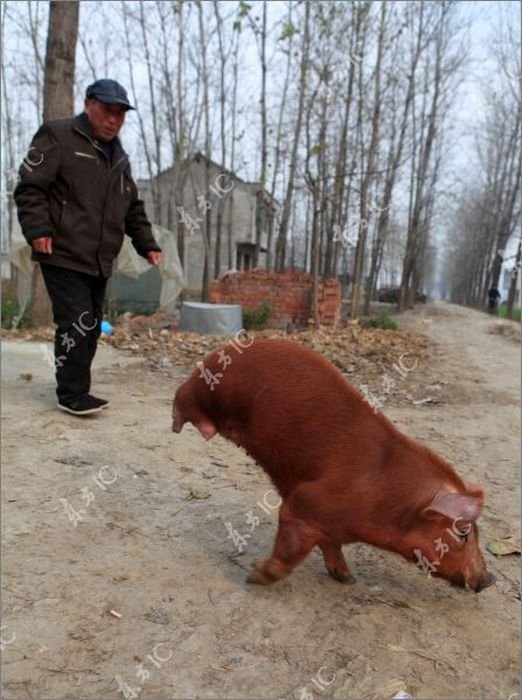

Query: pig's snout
[451,568,495,592]
[449,572,466,589]
[463,551,496,593]
[471,570,496,593]
[172,404,185,433]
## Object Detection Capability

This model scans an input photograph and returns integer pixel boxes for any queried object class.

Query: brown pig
[172,338,495,593]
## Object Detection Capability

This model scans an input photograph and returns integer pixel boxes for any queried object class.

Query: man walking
[15,79,161,416]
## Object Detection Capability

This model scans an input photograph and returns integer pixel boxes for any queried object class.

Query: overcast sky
[3,1,519,176]
[2,0,520,268]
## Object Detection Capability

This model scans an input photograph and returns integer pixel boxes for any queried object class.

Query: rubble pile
[107,315,432,386]
[3,310,433,389]
[2,326,55,342]
[488,320,521,343]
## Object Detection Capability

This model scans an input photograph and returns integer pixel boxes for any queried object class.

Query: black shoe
[58,395,104,416]
[88,394,110,409]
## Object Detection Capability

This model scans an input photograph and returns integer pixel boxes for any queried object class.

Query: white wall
[139,158,274,292]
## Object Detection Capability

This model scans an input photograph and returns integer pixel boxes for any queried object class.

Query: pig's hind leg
[247,501,321,585]
[319,541,356,584]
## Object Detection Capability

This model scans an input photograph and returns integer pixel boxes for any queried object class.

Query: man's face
[84,99,127,142]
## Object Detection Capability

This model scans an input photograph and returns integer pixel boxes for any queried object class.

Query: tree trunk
[350,2,383,320]
[214,195,224,279]
[326,4,361,280]
[303,195,311,273]
[122,3,158,220]
[268,4,293,270]
[27,0,46,123]
[213,1,227,279]
[197,1,212,301]
[255,0,268,269]
[139,0,161,221]
[363,3,424,315]
[275,1,310,272]
[400,5,443,311]
[1,2,16,281]
[311,200,320,327]
[31,0,79,328]
[507,238,521,320]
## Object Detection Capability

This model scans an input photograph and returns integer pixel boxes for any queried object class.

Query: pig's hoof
[246,559,284,585]
[327,568,356,584]
[246,568,272,585]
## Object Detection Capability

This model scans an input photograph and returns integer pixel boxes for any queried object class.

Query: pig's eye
[455,526,471,542]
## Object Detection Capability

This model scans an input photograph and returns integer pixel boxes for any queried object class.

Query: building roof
[142,152,278,207]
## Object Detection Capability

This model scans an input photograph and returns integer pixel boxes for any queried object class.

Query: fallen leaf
[211,460,229,468]
[487,536,521,556]
[144,608,170,625]
[412,396,439,405]
[187,488,211,500]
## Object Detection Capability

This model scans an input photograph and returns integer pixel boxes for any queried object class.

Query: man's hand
[32,236,53,255]
[147,251,161,266]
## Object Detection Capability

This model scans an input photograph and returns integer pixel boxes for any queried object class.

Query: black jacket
[14,112,160,278]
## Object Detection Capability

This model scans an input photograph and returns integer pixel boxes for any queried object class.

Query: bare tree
[442,8,521,311]
[196,0,212,301]
[121,2,160,222]
[1,2,16,279]
[275,1,310,272]
[31,0,79,328]
[506,237,521,319]
[266,5,295,271]
[212,0,227,278]
[350,1,385,320]
[27,0,45,123]
[324,2,359,280]
[399,1,465,311]
[4,0,517,323]
[139,0,162,190]
[254,0,268,267]
[364,2,425,314]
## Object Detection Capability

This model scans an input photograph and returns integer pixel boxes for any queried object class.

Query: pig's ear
[195,418,217,441]
[422,492,483,523]
[465,483,484,502]
[172,403,186,433]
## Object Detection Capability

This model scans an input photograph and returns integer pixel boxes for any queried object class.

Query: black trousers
[41,264,107,403]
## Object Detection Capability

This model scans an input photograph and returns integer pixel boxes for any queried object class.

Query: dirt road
[2,302,520,700]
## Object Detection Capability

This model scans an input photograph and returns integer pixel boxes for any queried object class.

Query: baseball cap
[85,79,135,110]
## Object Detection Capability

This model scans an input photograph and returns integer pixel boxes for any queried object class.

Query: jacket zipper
[73,126,105,156]
[73,126,128,172]
[60,200,67,226]
[74,151,98,160]
[73,126,129,273]
[74,128,109,268]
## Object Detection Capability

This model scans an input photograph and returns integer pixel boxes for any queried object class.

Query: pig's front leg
[247,503,321,585]
[319,541,356,584]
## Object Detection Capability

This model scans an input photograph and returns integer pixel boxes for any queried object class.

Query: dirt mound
[2,312,432,390]
[488,320,521,343]
[106,323,432,383]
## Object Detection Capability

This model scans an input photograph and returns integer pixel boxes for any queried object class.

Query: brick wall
[209,269,341,328]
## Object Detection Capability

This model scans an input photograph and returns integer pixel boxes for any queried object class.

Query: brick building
[139,153,277,295]
[210,269,341,328]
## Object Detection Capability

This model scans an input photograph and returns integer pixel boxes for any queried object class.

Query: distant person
[14,79,161,416]
[487,287,501,314]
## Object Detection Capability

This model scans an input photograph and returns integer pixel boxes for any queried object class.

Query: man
[487,286,501,314]
[15,79,161,416]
